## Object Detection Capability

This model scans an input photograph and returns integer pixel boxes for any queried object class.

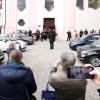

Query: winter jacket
[0,63,37,100]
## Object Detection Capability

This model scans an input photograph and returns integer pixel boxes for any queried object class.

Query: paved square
[6,40,99,100]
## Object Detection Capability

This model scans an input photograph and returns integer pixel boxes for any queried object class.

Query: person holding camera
[49,51,87,100]
[85,64,100,86]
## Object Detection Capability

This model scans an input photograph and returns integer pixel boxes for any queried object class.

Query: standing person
[48,28,57,49]
[49,51,87,100]
[41,29,48,41]
[35,29,40,41]
[6,42,16,60]
[28,29,32,37]
[84,29,88,35]
[67,31,72,41]
[79,30,84,37]
[74,30,78,40]
[0,50,37,100]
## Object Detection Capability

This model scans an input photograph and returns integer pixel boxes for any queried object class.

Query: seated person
[49,51,87,100]
[0,50,37,100]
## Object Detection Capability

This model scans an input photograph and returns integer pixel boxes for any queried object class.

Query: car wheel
[89,56,100,67]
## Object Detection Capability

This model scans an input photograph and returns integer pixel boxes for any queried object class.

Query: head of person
[60,51,76,68]
[9,50,23,63]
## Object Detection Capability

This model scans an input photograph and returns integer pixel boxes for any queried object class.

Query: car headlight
[81,51,88,57]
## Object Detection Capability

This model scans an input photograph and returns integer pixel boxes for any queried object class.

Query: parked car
[6,32,34,45]
[69,34,100,50]
[0,49,4,62]
[0,36,26,52]
[77,39,100,67]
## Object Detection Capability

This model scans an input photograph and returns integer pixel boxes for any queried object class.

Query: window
[18,19,25,26]
[88,0,100,9]
[45,0,54,11]
[0,0,2,9]
[76,0,84,10]
[17,0,26,11]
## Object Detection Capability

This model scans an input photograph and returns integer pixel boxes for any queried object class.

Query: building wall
[1,0,100,39]
[35,0,75,40]
[17,0,37,32]
[75,0,100,32]
[5,0,17,33]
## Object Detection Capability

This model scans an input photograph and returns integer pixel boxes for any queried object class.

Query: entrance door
[43,18,55,32]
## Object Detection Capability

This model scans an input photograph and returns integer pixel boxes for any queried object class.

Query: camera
[67,66,94,79]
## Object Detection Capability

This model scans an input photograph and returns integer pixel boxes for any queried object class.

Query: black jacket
[0,64,37,100]
[48,31,56,43]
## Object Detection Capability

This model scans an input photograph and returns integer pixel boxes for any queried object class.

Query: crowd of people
[66,29,100,41]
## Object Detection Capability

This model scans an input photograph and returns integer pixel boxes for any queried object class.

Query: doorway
[43,18,55,32]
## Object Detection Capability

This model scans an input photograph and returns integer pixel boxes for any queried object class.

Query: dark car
[77,39,100,67]
[69,34,100,50]
[6,32,34,45]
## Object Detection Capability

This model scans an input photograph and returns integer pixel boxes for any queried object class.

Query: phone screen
[67,66,94,79]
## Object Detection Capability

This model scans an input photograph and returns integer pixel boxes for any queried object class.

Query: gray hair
[60,51,76,67]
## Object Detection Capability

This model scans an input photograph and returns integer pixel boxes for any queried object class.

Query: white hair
[60,51,76,67]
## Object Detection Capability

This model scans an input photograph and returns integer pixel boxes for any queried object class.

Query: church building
[0,0,100,40]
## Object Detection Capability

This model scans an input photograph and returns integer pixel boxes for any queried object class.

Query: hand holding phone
[67,66,94,79]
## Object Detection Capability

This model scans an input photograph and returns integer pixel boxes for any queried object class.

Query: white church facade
[0,0,100,40]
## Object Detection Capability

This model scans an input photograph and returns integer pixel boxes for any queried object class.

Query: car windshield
[79,35,88,40]
[92,39,100,47]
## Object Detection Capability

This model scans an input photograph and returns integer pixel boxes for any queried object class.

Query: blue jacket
[0,63,37,100]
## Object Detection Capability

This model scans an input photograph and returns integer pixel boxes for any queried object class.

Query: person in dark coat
[41,29,48,41]
[48,28,57,49]
[35,29,40,41]
[84,29,88,35]
[0,50,37,100]
[67,31,72,41]
[79,30,84,37]
[28,29,32,37]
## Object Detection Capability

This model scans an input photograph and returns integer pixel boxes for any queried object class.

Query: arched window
[17,0,26,11]
[76,0,84,10]
[0,0,2,9]
[45,0,54,11]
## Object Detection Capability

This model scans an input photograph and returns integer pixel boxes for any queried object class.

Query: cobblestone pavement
[4,40,100,100]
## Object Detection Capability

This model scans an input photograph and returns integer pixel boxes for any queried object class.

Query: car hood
[77,45,99,53]
[70,39,84,45]
[0,65,28,83]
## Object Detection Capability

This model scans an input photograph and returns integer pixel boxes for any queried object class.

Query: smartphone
[67,66,94,79]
